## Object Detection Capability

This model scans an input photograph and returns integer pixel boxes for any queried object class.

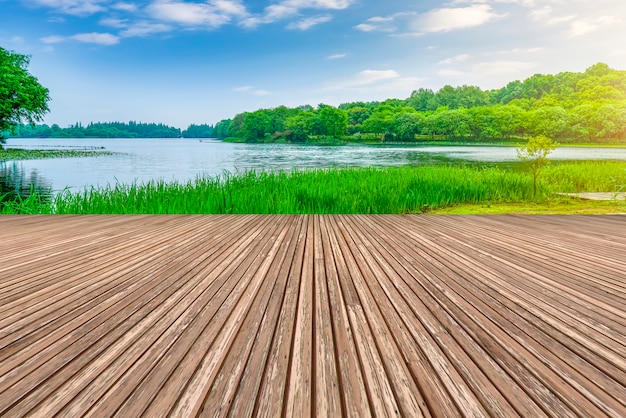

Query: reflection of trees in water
[0,162,52,203]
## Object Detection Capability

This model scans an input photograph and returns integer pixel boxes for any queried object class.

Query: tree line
[214,62,626,144]
[14,121,217,139]
[8,62,626,144]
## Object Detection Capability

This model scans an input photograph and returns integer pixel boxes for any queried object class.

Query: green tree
[214,119,232,139]
[318,106,348,138]
[525,106,567,139]
[1,47,50,147]
[516,135,558,196]
[407,88,436,111]
[362,105,396,138]
[284,113,315,142]
[394,112,424,141]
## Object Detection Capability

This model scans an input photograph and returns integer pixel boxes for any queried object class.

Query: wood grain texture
[0,214,624,417]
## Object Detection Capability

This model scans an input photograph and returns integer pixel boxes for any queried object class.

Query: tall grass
[2,162,625,214]
[541,161,626,192]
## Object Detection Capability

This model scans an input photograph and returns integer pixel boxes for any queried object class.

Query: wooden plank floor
[0,214,624,417]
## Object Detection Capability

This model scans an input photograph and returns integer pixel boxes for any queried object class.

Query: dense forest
[14,121,216,139]
[11,63,626,144]
[215,62,626,144]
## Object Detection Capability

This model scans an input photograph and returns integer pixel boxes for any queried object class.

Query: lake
[3,138,626,196]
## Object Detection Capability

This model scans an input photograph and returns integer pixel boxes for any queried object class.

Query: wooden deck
[0,214,624,417]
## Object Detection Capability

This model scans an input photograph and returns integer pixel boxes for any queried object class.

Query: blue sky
[1,0,625,128]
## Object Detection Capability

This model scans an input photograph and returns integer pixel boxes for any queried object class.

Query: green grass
[541,161,626,192]
[0,148,115,162]
[430,199,624,215]
[3,161,625,214]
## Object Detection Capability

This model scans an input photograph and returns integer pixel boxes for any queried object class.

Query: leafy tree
[362,105,396,138]
[318,106,348,138]
[516,135,558,196]
[214,119,232,139]
[425,107,472,140]
[493,105,525,139]
[346,106,371,126]
[1,47,50,147]
[407,88,436,112]
[394,112,424,141]
[495,80,524,104]
[182,123,215,138]
[284,113,315,142]
[525,106,567,139]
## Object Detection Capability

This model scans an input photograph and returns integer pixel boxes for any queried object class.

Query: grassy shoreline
[2,161,625,214]
[221,136,626,148]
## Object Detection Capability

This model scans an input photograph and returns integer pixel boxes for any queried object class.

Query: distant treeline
[14,122,216,139]
[213,62,626,144]
[11,62,626,144]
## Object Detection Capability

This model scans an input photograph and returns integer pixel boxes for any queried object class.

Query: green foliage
[0,47,50,146]
[394,112,424,141]
[214,62,626,145]
[318,105,348,138]
[16,121,181,138]
[214,119,232,139]
[181,123,215,138]
[517,135,558,196]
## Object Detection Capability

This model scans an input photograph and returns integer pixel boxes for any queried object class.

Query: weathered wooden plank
[0,214,624,418]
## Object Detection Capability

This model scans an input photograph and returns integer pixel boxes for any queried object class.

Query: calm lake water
[3,138,626,196]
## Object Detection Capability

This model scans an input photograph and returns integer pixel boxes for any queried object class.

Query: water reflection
[0,162,53,204]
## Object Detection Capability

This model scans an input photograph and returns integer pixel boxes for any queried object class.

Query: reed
[2,162,625,214]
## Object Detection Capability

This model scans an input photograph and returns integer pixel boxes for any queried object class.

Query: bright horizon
[1,0,625,128]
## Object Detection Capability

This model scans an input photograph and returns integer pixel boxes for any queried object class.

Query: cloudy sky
[1,0,625,127]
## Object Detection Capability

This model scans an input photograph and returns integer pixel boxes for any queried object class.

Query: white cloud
[233,86,271,96]
[47,16,67,23]
[29,0,106,15]
[283,0,353,9]
[100,17,128,28]
[438,54,470,64]
[41,32,120,45]
[212,0,247,16]
[493,47,544,55]
[241,0,355,28]
[147,0,243,27]
[530,6,576,25]
[350,70,400,86]
[287,15,332,30]
[120,22,173,37]
[354,16,395,32]
[327,53,346,59]
[41,35,66,44]
[568,20,597,37]
[265,4,297,20]
[413,5,506,33]
[568,16,621,37]
[72,32,120,44]
[112,2,137,12]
